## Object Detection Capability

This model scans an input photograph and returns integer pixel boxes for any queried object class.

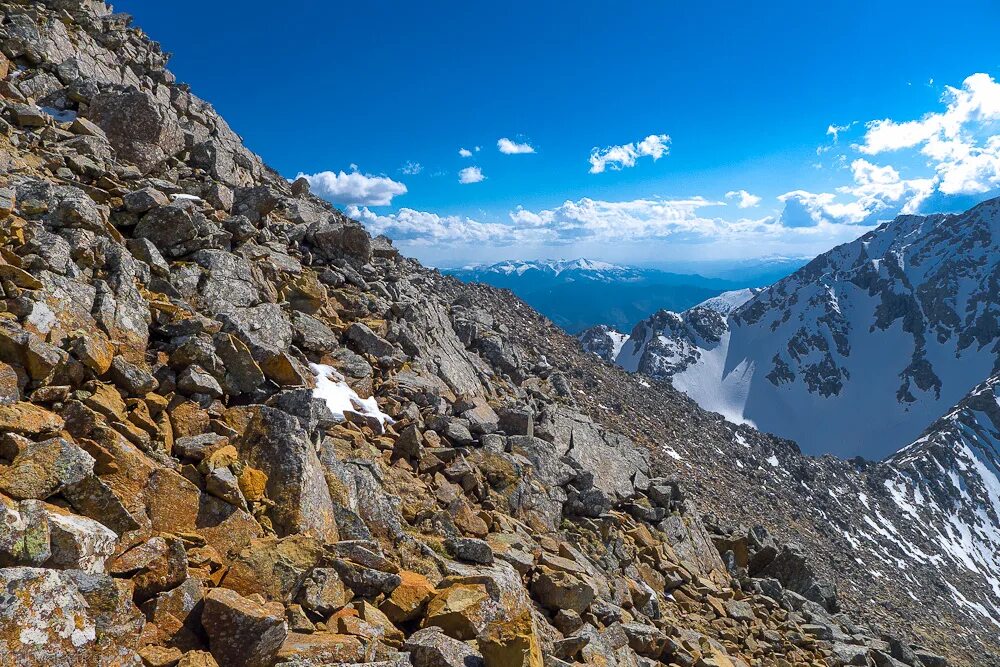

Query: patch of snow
[310,363,393,427]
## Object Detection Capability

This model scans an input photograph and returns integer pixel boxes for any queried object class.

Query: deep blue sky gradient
[112,0,1000,264]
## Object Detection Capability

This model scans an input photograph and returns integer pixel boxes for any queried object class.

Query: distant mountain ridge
[583,197,1000,459]
[444,258,759,334]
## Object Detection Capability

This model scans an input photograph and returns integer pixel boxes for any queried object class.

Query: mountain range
[0,2,996,666]
[443,258,778,334]
[582,198,1000,459]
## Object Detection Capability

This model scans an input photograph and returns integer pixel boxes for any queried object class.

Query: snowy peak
[694,287,763,315]
[603,196,1000,458]
[454,258,643,282]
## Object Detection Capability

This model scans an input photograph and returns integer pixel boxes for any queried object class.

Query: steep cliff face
[0,2,984,667]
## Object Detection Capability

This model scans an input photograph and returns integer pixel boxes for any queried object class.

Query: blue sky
[116,0,1000,267]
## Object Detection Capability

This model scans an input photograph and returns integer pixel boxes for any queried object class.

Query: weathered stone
[45,508,117,573]
[478,612,544,667]
[113,535,188,601]
[380,570,437,624]
[422,583,493,640]
[0,499,50,566]
[445,537,494,565]
[221,535,324,604]
[140,576,205,651]
[331,557,402,599]
[86,86,185,173]
[0,567,141,666]
[107,355,158,396]
[124,186,169,213]
[530,566,595,613]
[202,587,288,667]
[236,407,338,542]
[403,627,485,667]
[346,322,396,358]
[0,402,65,436]
[297,567,351,615]
[178,364,224,397]
[71,333,115,375]
[0,436,94,500]
[273,632,366,665]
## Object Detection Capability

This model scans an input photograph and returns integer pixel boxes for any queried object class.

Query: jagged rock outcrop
[0,2,981,667]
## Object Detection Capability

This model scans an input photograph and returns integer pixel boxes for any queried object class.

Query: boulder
[86,86,185,173]
[0,402,65,436]
[530,566,595,613]
[236,407,338,542]
[220,535,323,604]
[273,632,366,665]
[0,567,141,666]
[202,587,288,667]
[422,583,493,640]
[380,570,437,624]
[403,627,485,667]
[44,509,117,573]
[0,436,94,500]
[478,611,544,667]
[445,537,494,565]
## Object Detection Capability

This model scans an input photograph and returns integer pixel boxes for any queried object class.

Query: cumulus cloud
[497,138,536,154]
[458,148,473,157]
[857,73,1000,195]
[777,159,936,228]
[346,195,872,253]
[401,161,423,175]
[725,190,762,208]
[297,168,407,207]
[589,134,670,173]
[348,206,516,245]
[458,166,486,184]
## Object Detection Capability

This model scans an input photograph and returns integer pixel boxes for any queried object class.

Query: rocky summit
[0,2,988,667]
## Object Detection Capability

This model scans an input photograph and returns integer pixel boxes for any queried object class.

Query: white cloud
[348,195,871,252]
[497,138,536,154]
[589,133,670,173]
[297,168,407,207]
[459,148,473,157]
[401,161,423,175]
[857,73,1000,195]
[826,122,855,143]
[725,190,762,208]
[777,159,937,228]
[348,206,516,245]
[458,166,486,184]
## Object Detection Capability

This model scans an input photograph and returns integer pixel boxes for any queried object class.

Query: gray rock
[346,322,396,359]
[403,627,484,667]
[444,537,494,565]
[86,86,185,173]
[177,364,223,397]
[330,556,402,598]
[202,587,288,667]
[123,186,168,213]
[237,407,338,542]
[135,201,228,258]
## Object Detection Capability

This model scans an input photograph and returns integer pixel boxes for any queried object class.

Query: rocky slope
[591,202,1000,460]
[0,2,985,667]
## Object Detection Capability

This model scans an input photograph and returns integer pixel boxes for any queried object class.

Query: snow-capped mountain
[581,288,758,367]
[590,198,1000,458]
[452,258,644,282]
